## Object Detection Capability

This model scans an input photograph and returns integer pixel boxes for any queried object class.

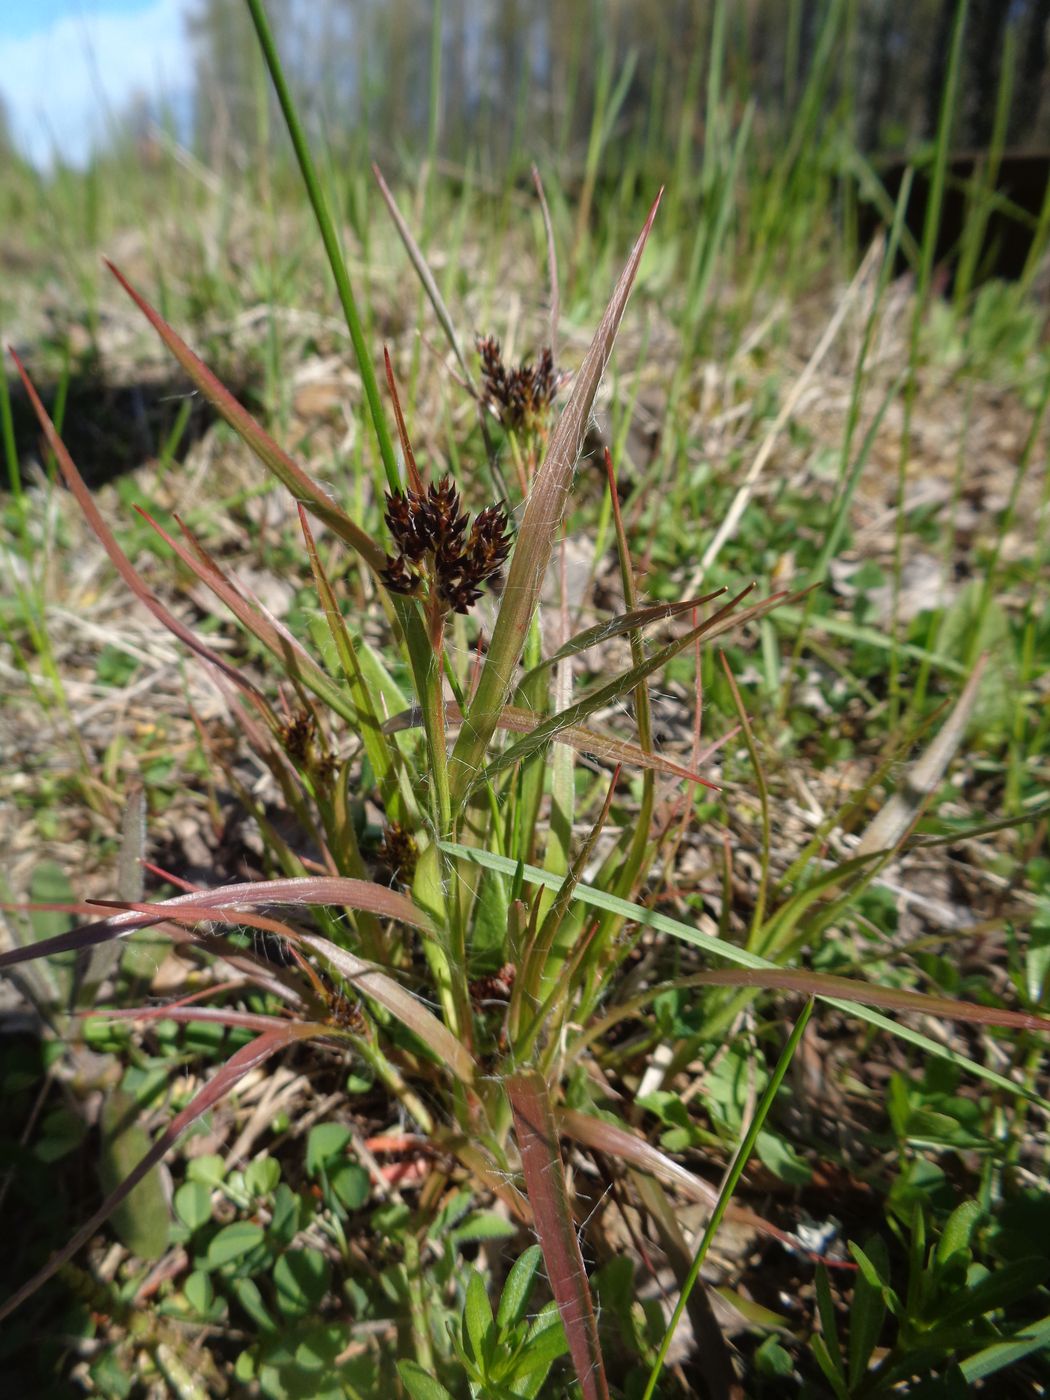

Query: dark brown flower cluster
[477,335,559,433]
[381,476,511,615]
[324,987,366,1033]
[377,821,418,886]
[279,709,316,764]
[277,708,336,782]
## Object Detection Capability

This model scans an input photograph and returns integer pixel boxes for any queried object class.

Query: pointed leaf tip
[449,193,664,798]
[643,187,664,234]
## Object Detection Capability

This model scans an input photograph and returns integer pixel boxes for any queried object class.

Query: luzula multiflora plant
[10,211,1048,1398]
[0,186,666,1338]
[6,10,1050,1395]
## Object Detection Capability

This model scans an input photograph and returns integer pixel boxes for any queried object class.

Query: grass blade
[0,1024,318,1324]
[297,505,411,820]
[8,349,263,699]
[138,508,360,719]
[559,1109,807,1256]
[440,845,1050,1111]
[385,700,718,789]
[469,586,796,793]
[244,0,399,493]
[374,163,475,389]
[641,1002,814,1399]
[650,967,1050,1037]
[1,875,434,970]
[960,1313,1050,1382]
[519,590,727,681]
[856,655,988,856]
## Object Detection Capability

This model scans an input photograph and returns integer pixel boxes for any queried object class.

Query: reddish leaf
[559,1108,805,1257]
[7,349,262,699]
[450,192,663,802]
[672,967,1050,1035]
[131,506,363,728]
[508,1071,609,1400]
[92,1006,306,1033]
[0,1024,317,1323]
[0,876,434,970]
[384,348,424,493]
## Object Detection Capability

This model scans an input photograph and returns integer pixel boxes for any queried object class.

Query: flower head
[477,335,562,435]
[381,476,511,617]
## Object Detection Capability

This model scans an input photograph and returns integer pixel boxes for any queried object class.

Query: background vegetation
[1,0,1049,1396]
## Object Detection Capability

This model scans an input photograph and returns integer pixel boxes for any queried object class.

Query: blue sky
[0,1,158,42]
[0,0,193,167]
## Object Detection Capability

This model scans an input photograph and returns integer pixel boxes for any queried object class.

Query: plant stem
[642,999,815,1399]
[244,0,400,495]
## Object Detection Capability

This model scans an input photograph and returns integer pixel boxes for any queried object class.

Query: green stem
[401,1233,436,1374]
[248,0,459,840]
[350,1036,434,1135]
[642,999,815,1400]
[244,0,400,495]
[423,603,453,838]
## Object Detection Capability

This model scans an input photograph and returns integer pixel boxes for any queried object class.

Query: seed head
[477,335,561,434]
[279,709,316,764]
[381,476,511,617]
[377,821,419,885]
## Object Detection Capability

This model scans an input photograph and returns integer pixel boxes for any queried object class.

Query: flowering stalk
[380,471,511,815]
[380,473,512,1039]
[477,336,563,491]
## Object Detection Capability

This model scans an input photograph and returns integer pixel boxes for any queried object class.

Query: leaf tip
[645,186,665,229]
